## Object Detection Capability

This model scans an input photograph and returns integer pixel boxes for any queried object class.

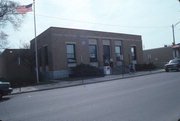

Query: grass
[10,80,57,88]
[58,75,104,82]
[32,80,58,86]
[1,75,105,88]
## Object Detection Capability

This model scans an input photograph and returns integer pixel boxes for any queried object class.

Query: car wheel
[0,91,2,100]
[178,68,180,72]
[165,68,169,72]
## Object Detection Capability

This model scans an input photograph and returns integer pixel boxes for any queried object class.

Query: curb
[11,70,164,95]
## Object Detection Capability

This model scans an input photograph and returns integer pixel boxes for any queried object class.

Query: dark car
[165,58,180,72]
[0,81,13,99]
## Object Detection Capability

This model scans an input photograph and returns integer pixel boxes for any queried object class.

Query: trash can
[104,66,111,75]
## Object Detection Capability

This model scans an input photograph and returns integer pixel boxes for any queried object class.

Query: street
[0,72,180,121]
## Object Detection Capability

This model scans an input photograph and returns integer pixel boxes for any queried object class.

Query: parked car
[165,58,180,72]
[0,81,13,99]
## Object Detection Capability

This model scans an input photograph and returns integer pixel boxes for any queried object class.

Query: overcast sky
[4,0,180,49]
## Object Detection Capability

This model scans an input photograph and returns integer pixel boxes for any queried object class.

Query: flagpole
[33,0,39,83]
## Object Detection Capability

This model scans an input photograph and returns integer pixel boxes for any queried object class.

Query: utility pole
[172,21,180,58]
[172,24,175,45]
[172,21,180,45]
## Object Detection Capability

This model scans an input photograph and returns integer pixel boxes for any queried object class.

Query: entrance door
[103,45,111,65]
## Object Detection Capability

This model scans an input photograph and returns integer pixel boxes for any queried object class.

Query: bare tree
[18,40,35,71]
[0,31,8,49]
[0,0,23,51]
[21,43,30,49]
[19,40,30,49]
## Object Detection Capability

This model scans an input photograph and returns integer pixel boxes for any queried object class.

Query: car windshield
[169,59,180,64]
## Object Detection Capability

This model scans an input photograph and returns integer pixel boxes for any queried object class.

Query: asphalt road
[0,72,180,121]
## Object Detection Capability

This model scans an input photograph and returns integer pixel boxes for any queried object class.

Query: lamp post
[172,21,180,45]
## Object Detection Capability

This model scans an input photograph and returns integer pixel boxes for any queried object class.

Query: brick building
[143,44,180,68]
[31,27,143,79]
[0,49,35,82]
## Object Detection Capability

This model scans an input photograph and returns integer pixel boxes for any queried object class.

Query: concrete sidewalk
[12,69,164,94]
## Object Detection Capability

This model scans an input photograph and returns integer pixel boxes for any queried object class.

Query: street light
[172,21,180,45]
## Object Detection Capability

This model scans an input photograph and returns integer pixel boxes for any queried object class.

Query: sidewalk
[12,69,164,94]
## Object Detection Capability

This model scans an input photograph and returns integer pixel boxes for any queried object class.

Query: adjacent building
[31,27,143,79]
[0,49,35,82]
[172,43,180,57]
[143,44,180,68]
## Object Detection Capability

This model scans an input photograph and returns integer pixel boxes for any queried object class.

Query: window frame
[89,45,97,62]
[66,44,76,63]
[131,46,137,60]
[44,46,49,66]
[115,45,122,61]
[38,48,42,66]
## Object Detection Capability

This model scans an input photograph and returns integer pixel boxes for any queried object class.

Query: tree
[0,0,23,51]
[19,40,35,72]
[0,31,8,52]
[19,40,30,49]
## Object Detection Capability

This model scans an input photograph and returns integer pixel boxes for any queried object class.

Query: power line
[27,13,170,29]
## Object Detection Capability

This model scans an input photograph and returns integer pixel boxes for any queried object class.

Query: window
[44,46,48,66]
[89,45,97,62]
[115,46,122,61]
[38,46,49,67]
[38,49,42,66]
[66,44,76,63]
[103,45,110,60]
[131,46,137,60]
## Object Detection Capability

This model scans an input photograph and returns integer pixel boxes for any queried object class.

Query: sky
[4,0,180,50]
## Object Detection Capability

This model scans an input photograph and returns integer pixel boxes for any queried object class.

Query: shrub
[135,63,156,71]
[0,77,8,82]
[70,63,104,77]
[0,77,36,88]
[10,80,36,88]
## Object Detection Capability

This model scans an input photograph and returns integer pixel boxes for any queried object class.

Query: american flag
[16,4,33,14]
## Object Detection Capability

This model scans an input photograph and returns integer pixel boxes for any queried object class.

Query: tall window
[89,45,97,62]
[44,46,48,66]
[38,49,42,66]
[131,46,137,60]
[66,44,76,63]
[103,45,110,60]
[115,46,122,61]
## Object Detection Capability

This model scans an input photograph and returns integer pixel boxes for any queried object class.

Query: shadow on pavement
[0,97,10,103]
